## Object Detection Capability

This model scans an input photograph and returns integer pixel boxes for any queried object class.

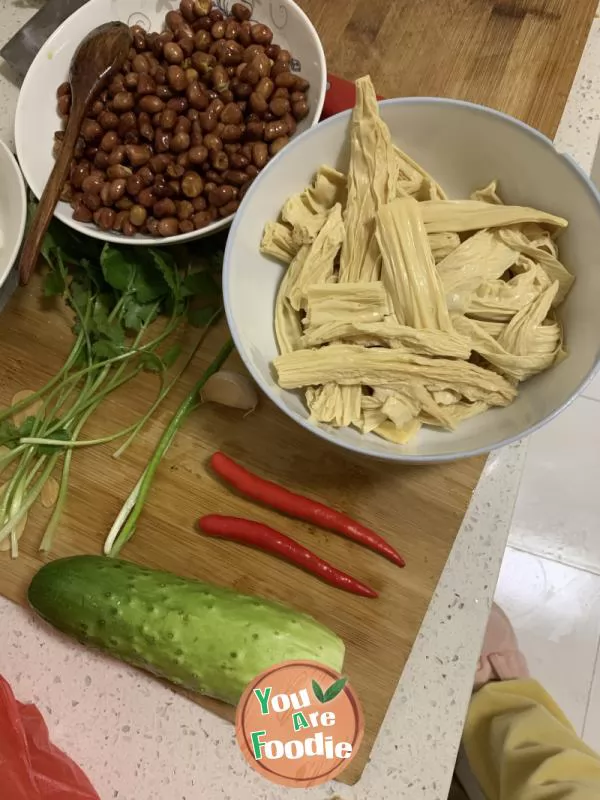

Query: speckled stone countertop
[1,5,599,799]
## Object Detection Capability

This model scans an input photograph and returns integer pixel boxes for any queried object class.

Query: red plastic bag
[0,675,99,800]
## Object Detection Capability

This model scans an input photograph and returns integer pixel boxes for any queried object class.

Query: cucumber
[28,556,344,705]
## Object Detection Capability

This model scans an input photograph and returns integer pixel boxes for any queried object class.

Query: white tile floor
[496,387,600,752]
[488,6,600,758]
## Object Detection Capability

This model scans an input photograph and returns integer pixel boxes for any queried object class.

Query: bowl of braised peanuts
[14,0,325,243]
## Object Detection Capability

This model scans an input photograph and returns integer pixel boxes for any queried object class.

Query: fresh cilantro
[100,244,138,292]
[187,306,218,328]
[37,428,71,455]
[0,419,19,449]
[183,270,219,297]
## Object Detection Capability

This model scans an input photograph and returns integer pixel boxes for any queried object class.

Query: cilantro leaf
[101,244,138,291]
[140,352,164,373]
[150,249,179,294]
[37,428,71,455]
[123,300,158,332]
[43,268,66,297]
[92,340,121,361]
[187,306,218,328]
[18,417,37,438]
[132,259,169,304]
[161,344,182,369]
[183,270,219,298]
[0,419,20,449]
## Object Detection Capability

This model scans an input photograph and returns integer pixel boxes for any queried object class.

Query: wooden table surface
[0,0,596,787]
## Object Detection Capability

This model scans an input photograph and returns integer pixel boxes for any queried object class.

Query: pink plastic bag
[0,675,99,800]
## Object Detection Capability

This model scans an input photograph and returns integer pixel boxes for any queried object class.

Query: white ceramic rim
[224,96,600,463]
[0,139,27,292]
[14,0,327,246]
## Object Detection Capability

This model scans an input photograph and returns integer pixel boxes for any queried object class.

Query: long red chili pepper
[210,452,405,567]
[199,515,378,598]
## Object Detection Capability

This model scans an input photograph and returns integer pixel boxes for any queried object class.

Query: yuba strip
[199,515,378,598]
[209,452,405,567]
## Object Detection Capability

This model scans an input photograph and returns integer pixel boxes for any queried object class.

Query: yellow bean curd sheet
[261,76,573,444]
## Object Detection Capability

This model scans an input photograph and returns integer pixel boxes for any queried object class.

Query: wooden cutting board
[0,0,595,785]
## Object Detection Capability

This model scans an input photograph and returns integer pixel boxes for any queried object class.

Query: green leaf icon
[323,677,348,703]
[312,676,348,704]
[312,679,325,703]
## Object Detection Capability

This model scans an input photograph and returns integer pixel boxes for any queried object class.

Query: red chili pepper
[210,452,405,567]
[199,515,378,598]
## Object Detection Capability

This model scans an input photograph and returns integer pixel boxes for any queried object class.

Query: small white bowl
[14,0,326,246]
[224,98,600,462]
[0,139,27,294]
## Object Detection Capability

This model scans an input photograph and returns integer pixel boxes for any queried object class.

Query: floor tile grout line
[581,629,600,740]
[581,392,600,404]
[503,542,600,579]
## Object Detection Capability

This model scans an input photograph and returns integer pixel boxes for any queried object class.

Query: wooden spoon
[18,22,132,286]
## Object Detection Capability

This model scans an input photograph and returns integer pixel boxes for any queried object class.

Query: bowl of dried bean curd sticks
[223,76,600,462]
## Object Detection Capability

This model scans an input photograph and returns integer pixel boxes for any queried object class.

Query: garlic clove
[201,370,258,411]
[41,476,60,509]
[11,389,43,428]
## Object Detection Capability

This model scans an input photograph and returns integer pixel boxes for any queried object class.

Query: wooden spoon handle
[18,103,87,285]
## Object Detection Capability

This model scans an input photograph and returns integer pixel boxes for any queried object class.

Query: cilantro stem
[113,309,223,459]
[38,399,101,552]
[0,332,86,425]
[0,454,60,548]
[107,337,234,557]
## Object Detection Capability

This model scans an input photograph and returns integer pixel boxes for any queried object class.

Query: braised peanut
[223,169,247,186]
[109,178,127,202]
[82,192,102,211]
[182,171,204,197]
[249,92,268,115]
[210,150,229,171]
[158,217,179,236]
[251,24,273,45]
[126,144,152,166]
[100,131,119,152]
[73,201,93,222]
[246,119,265,140]
[232,2,251,21]
[94,151,110,170]
[107,164,132,179]
[229,151,249,169]
[270,96,290,117]
[171,131,191,152]
[58,95,71,116]
[93,207,116,230]
[264,119,287,141]
[189,144,209,164]
[81,118,103,142]
[218,198,239,216]
[129,204,147,226]
[252,141,268,168]
[292,98,309,120]
[208,184,235,207]
[57,0,309,236]
[222,123,244,141]
[255,76,274,99]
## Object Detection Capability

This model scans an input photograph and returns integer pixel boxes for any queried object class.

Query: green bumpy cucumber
[28,556,345,705]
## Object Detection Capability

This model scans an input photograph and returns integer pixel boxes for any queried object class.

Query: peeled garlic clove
[201,370,258,411]
[41,476,60,509]
[11,389,42,428]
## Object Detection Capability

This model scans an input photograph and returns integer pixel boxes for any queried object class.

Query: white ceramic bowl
[14,0,326,246]
[224,98,600,462]
[0,139,27,294]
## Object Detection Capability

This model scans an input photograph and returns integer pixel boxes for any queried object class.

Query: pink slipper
[473,603,529,690]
